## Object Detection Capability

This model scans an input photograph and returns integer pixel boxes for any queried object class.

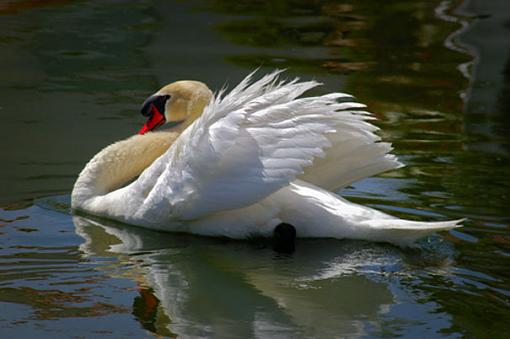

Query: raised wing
[135,70,391,220]
[299,112,403,191]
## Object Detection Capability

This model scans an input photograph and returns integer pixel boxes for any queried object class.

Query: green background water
[0,0,509,337]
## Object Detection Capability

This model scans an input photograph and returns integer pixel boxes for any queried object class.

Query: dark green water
[0,0,509,337]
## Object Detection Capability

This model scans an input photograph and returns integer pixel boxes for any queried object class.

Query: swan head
[138,80,212,134]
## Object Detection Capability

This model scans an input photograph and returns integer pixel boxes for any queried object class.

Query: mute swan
[71,70,462,247]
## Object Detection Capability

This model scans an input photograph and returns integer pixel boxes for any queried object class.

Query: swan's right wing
[299,115,404,191]
[134,71,397,222]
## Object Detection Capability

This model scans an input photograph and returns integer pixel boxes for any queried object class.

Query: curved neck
[72,130,178,210]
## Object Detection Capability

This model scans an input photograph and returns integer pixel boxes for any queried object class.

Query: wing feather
[135,71,400,221]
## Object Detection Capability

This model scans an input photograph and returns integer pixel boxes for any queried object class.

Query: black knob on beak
[141,94,170,117]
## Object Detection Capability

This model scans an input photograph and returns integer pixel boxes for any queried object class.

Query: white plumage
[72,70,462,246]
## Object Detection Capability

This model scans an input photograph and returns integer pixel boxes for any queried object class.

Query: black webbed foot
[273,223,296,253]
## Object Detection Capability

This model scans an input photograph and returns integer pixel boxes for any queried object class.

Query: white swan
[72,70,462,246]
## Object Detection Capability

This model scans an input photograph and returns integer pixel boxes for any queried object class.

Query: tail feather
[359,218,464,247]
[279,181,463,247]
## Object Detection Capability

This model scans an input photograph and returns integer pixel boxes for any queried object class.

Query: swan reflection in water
[72,215,408,337]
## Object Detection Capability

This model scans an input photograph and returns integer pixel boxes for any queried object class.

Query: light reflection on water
[0,199,460,337]
[0,0,509,337]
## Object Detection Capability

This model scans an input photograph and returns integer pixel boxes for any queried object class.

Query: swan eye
[140,94,171,117]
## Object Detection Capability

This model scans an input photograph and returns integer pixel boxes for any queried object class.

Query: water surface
[0,0,509,337]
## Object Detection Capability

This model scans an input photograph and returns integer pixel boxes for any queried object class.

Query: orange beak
[138,94,169,135]
[138,104,166,135]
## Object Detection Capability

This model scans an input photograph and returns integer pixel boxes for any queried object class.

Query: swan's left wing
[135,71,362,220]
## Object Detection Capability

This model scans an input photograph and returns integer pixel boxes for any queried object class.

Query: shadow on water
[74,215,393,337]
[0,195,466,337]
[73,208,464,338]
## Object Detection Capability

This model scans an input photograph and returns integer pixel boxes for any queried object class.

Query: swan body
[72,70,462,246]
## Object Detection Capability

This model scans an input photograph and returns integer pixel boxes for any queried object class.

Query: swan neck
[71,131,178,209]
